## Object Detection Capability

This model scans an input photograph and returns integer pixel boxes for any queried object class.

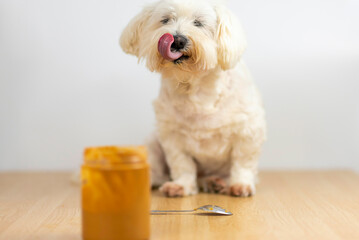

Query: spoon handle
[151,209,194,213]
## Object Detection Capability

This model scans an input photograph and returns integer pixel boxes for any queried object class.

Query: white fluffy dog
[120,0,266,197]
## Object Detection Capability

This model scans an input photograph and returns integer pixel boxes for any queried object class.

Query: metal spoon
[151,205,233,216]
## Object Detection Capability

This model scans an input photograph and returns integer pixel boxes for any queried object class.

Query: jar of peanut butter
[81,146,150,240]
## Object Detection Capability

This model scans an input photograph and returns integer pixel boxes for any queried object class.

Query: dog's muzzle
[158,33,188,61]
[171,35,188,51]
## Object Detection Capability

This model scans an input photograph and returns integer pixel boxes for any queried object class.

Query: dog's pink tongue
[158,33,183,61]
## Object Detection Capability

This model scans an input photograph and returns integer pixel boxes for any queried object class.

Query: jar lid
[83,146,147,167]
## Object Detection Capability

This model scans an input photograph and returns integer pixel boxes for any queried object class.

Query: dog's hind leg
[198,175,229,194]
[145,132,169,187]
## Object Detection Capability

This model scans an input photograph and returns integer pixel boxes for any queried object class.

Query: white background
[0,0,358,171]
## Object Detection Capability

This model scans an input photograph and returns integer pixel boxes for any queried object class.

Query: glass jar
[81,146,150,240]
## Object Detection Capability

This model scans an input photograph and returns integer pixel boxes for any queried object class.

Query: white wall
[0,0,358,170]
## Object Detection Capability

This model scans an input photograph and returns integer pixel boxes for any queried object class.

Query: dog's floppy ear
[120,4,155,57]
[215,5,247,70]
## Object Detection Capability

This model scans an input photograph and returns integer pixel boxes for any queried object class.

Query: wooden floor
[0,171,358,240]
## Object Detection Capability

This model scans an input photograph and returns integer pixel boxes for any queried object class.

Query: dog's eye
[193,20,203,27]
[161,18,170,24]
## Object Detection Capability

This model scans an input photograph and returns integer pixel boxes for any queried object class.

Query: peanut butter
[81,146,150,240]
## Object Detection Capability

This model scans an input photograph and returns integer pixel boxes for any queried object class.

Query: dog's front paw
[230,183,255,197]
[159,181,198,197]
[159,182,185,197]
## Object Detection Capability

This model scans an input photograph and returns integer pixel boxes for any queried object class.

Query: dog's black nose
[171,35,188,50]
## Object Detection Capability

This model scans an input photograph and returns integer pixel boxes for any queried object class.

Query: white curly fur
[120,0,266,197]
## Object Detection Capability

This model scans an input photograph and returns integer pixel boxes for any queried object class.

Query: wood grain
[0,171,358,240]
